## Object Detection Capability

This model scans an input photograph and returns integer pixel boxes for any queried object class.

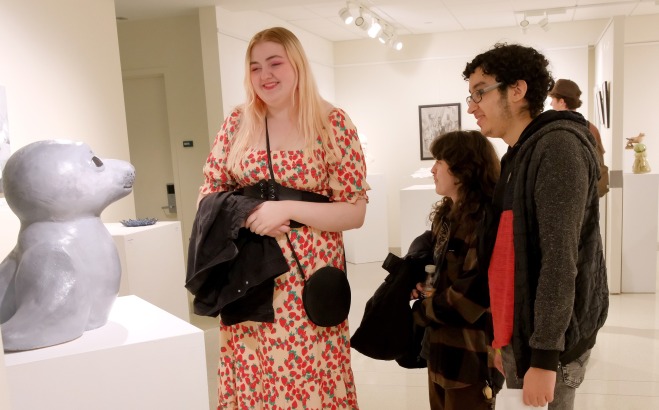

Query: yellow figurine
[632,142,651,174]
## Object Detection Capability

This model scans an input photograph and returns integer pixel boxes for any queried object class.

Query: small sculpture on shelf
[625,132,645,150]
[625,132,651,174]
[0,140,135,351]
[632,142,652,174]
[120,217,157,227]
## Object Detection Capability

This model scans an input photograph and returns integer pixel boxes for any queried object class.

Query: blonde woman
[198,27,368,409]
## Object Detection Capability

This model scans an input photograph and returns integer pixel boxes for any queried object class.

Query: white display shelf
[105,221,190,321]
[400,184,439,256]
[621,173,658,293]
[344,174,389,263]
[4,296,208,410]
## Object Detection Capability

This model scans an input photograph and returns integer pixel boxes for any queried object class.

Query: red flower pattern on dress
[200,108,368,409]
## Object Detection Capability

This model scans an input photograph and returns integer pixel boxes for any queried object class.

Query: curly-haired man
[463,43,609,409]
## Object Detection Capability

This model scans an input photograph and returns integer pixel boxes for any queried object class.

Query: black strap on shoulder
[264,117,276,180]
[266,117,306,281]
[264,117,346,281]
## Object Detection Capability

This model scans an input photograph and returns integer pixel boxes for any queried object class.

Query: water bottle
[423,264,436,298]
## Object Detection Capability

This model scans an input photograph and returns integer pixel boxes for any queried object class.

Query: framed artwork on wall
[597,89,605,127]
[418,103,461,160]
[602,81,610,128]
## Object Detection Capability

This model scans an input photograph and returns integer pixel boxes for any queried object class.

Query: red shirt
[488,210,515,349]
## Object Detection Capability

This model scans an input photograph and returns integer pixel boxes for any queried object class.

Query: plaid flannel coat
[413,214,501,390]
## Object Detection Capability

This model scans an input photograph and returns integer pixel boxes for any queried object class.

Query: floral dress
[199,107,369,409]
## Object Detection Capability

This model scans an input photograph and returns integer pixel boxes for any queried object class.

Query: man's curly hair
[463,43,554,118]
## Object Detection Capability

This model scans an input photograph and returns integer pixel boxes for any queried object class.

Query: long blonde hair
[226,27,336,172]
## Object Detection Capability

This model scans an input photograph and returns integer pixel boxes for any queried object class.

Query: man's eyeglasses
[466,82,503,105]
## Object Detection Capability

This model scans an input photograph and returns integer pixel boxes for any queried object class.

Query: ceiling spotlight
[390,36,403,51]
[368,19,382,38]
[520,14,529,28]
[377,28,391,44]
[339,7,354,25]
[343,3,403,50]
[354,8,367,28]
[538,14,550,32]
[520,14,529,34]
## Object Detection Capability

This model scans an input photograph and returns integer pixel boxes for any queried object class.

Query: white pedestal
[400,184,438,255]
[4,296,208,410]
[621,173,658,293]
[0,325,12,410]
[105,221,190,321]
[344,174,388,263]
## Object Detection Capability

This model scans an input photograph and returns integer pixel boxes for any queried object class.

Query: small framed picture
[597,89,605,126]
[418,103,461,160]
[602,81,610,129]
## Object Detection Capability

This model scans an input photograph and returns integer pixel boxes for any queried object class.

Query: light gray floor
[194,259,659,410]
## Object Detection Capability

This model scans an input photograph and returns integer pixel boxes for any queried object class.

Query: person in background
[463,43,609,409]
[549,78,609,197]
[197,26,368,409]
[411,130,502,410]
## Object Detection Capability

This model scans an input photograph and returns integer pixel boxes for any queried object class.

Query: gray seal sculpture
[0,140,135,351]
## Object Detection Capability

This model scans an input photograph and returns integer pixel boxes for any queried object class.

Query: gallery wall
[2,0,658,257]
[333,21,604,249]
[117,14,213,254]
[213,7,336,133]
[622,14,659,172]
[0,0,136,256]
[0,0,134,221]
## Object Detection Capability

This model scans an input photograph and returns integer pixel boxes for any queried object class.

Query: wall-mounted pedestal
[105,221,190,320]
[4,296,208,410]
[344,174,388,263]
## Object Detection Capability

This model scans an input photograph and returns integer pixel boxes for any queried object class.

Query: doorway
[122,75,178,222]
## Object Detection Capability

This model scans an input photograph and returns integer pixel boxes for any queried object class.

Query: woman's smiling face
[249,41,297,109]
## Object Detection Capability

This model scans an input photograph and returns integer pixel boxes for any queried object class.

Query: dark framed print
[418,103,461,160]
[597,89,605,126]
[602,81,610,128]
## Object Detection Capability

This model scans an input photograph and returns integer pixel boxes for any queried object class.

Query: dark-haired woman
[411,130,502,410]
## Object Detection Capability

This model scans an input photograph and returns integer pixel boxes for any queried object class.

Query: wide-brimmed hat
[550,79,582,100]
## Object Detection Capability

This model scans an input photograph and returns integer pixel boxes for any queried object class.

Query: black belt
[240,180,330,228]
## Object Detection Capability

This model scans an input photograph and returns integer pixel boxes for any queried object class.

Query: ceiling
[114,0,659,42]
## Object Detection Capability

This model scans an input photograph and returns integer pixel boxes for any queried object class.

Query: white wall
[117,15,212,252]
[623,13,659,171]
[214,8,336,136]
[595,17,626,294]
[623,14,659,173]
[0,0,135,224]
[334,21,604,249]
[207,10,659,251]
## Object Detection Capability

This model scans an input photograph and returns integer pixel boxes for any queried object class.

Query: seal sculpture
[0,140,135,351]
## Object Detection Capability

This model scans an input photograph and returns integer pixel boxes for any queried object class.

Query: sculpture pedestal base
[344,174,389,263]
[621,173,658,293]
[106,221,189,321]
[400,184,438,255]
[4,296,208,410]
